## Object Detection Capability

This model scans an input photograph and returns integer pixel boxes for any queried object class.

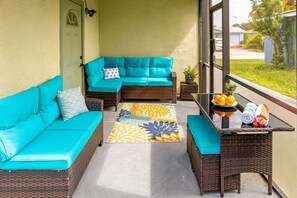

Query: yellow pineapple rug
[106,104,181,143]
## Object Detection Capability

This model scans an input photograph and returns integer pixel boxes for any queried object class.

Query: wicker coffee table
[191,93,294,197]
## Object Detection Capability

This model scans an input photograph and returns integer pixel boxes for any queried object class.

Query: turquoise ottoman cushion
[88,79,122,93]
[0,87,39,128]
[122,77,148,86]
[146,77,173,86]
[187,115,220,155]
[0,114,45,161]
[104,57,126,77]
[149,57,173,78]
[0,130,89,170]
[125,57,150,77]
[47,111,102,137]
[38,75,62,127]
[85,57,105,87]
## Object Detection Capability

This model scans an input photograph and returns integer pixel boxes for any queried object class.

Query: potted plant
[225,82,237,95]
[183,66,198,84]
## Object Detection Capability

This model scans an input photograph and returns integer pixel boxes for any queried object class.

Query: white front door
[61,0,83,90]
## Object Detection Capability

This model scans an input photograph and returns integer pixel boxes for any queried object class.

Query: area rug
[106,104,181,143]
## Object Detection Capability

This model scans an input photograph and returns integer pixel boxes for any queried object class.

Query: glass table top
[191,93,294,133]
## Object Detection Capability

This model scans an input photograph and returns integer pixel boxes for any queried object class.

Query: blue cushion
[187,115,220,155]
[146,77,173,86]
[88,79,122,93]
[125,57,150,77]
[122,77,148,86]
[104,57,126,77]
[85,58,105,87]
[0,114,45,161]
[47,111,102,137]
[38,76,62,127]
[0,130,89,170]
[149,57,173,78]
[0,87,39,129]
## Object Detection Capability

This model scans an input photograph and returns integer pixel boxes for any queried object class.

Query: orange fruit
[221,94,228,100]
[226,95,235,106]
[217,96,226,106]
[214,95,221,103]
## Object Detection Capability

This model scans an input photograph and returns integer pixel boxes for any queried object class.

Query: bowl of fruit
[212,94,238,108]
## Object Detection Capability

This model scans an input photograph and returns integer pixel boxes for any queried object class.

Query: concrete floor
[74,100,279,198]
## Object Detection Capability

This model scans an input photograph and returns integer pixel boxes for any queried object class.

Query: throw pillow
[103,68,120,80]
[57,87,89,121]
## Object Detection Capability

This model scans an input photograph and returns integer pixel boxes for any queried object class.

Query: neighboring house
[246,29,258,37]
[213,26,245,46]
[264,9,296,67]
[230,27,245,46]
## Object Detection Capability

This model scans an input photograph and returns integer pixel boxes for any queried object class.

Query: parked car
[215,38,222,51]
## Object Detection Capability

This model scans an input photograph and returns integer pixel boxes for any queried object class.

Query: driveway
[215,48,264,60]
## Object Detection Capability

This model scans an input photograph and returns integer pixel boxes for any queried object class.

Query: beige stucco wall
[0,0,101,98]
[84,0,100,62]
[99,0,199,93]
[0,0,60,98]
[234,83,297,197]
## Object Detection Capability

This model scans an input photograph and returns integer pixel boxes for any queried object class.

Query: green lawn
[229,59,296,99]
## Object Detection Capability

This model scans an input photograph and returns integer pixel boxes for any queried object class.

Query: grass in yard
[229,59,296,99]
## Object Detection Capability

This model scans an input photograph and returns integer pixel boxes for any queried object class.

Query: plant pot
[226,90,234,95]
[185,78,195,84]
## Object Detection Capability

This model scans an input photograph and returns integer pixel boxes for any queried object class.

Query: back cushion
[104,57,126,77]
[0,87,39,129]
[126,57,150,77]
[0,114,45,161]
[85,57,105,87]
[149,57,173,78]
[38,76,62,127]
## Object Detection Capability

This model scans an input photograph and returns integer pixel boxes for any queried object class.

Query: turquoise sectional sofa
[0,76,103,198]
[85,57,177,110]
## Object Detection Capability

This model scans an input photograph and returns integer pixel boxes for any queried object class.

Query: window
[229,0,296,99]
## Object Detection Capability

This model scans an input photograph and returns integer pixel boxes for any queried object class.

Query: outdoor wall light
[84,0,97,17]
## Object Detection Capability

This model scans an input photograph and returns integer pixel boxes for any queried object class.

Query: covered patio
[0,0,296,197]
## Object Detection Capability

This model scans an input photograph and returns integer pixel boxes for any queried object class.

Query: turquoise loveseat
[85,57,177,110]
[0,76,103,198]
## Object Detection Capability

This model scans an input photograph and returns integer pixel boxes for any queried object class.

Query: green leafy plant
[183,66,198,79]
[225,83,237,93]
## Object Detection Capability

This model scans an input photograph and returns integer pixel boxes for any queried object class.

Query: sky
[213,0,253,28]
[230,0,253,25]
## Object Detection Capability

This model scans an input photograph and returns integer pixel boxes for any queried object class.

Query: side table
[180,81,198,100]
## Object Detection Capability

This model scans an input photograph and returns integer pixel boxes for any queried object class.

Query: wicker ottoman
[187,126,240,195]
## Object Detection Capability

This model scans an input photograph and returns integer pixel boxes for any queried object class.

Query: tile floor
[74,100,279,198]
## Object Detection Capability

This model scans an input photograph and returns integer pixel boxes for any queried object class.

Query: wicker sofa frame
[187,126,240,196]
[0,99,104,198]
[86,72,177,111]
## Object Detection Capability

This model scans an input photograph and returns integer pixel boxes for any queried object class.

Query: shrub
[244,33,264,51]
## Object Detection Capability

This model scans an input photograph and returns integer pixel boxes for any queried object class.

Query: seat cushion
[149,57,173,78]
[146,77,173,86]
[38,75,62,127]
[88,79,122,93]
[122,77,148,86]
[104,57,126,77]
[0,87,39,128]
[187,115,220,155]
[125,57,150,77]
[47,111,102,137]
[0,130,89,170]
[0,114,45,161]
[85,57,105,87]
